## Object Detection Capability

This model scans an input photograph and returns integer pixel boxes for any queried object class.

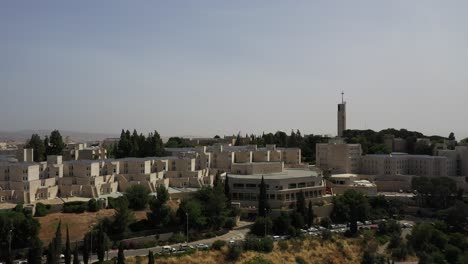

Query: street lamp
[186,212,189,245]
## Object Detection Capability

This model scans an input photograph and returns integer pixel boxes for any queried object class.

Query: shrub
[63,201,87,213]
[295,256,307,264]
[278,240,288,251]
[226,244,242,261]
[245,256,273,264]
[88,199,100,212]
[168,232,186,244]
[124,185,150,210]
[224,218,236,229]
[211,240,226,250]
[321,230,332,241]
[35,202,50,217]
[243,237,273,253]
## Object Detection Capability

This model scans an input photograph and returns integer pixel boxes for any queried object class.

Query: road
[89,221,252,262]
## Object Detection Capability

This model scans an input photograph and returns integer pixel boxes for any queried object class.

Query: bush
[35,202,50,217]
[63,201,87,213]
[88,199,100,212]
[168,232,186,244]
[224,218,236,229]
[250,217,273,237]
[245,256,273,264]
[321,230,332,241]
[211,240,226,250]
[278,240,288,251]
[243,237,273,253]
[124,185,150,210]
[295,256,307,264]
[226,244,242,261]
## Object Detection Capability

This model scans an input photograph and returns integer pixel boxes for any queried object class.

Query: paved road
[89,221,252,262]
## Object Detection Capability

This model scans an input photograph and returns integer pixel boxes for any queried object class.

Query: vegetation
[35,202,51,217]
[27,238,43,264]
[63,201,88,213]
[412,176,458,209]
[25,130,65,161]
[258,176,270,217]
[114,129,166,158]
[164,137,193,148]
[65,226,71,264]
[125,185,151,210]
[117,243,125,264]
[331,190,370,235]
[47,221,62,264]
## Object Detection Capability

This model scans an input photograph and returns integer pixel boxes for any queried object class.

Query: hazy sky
[2,1,467,139]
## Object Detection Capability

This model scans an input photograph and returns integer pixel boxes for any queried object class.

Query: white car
[197,244,209,249]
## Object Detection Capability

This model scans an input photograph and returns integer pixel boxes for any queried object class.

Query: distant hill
[0,130,119,143]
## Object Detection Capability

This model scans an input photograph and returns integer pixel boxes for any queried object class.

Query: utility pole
[186,212,189,244]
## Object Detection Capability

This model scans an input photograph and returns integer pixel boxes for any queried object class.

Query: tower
[337,92,346,137]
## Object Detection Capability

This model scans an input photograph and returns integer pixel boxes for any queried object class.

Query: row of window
[231,190,323,201]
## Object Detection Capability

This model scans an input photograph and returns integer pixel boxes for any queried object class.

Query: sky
[1,1,468,139]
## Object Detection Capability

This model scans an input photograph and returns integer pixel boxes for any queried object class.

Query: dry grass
[124,237,367,264]
[36,209,148,244]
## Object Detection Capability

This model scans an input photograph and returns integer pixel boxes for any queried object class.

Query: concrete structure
[62,143,107,161]
[337,92,346,137]
[328,174,377,196]
[228,167,329,214]
[316,138,362,174]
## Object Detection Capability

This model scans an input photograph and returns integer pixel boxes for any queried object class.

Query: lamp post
[186,212,189,244]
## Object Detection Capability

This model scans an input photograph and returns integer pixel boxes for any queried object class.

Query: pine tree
[53,221,62,264]
[48,130,65,155]
[65,225,71,264]
[117,243,125,264]
[307,200,314,227]
[25,134,46,162]
[258,176,270,217]
[147,251,154,264]
[27,238,43,264]
[82,234,89,264]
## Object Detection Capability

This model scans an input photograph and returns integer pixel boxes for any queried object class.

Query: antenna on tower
[341,91,344,104]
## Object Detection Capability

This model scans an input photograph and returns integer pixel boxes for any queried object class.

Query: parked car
[197,244,209,250]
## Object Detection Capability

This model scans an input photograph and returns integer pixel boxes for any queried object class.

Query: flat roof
[167,187,199,194]
[228,169,320,180]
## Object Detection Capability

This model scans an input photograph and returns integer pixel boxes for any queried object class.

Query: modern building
[228,167,328,214]
[327,174,377,196]
[316,138,362,174]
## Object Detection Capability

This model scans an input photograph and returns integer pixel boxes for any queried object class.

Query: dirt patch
[36,209,148,244]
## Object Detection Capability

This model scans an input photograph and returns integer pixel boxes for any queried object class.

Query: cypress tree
[82,234,89,264]
[53,221,62,264]
[27,238,43,264]
[224,174,231,205]
[47,241,56,264]
[307,200,314,227]
[65,225,71,264]
[117,243,125,264]
[147,251,154,264]
[258,176,270,217]
[96,226,106,263]
[296,190,306,217]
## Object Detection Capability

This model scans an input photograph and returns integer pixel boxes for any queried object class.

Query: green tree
[65,226,71,264]
[250,217,272,237]
[147,251,154,264]
[224,174,231,205]
[117,243,125,264]
[258,176,270,217]
[147,185,171,228]
[47,130,65,156]
[82,234,90,264]
[331,190,370,235]
[448,132,455,141]
[272,212,291,235]
[307,200,314,227]
[96,225,108,263]
[234,133,242,146]
[296,191,306,217]
[125,185,150,210]
[27,238,43,264]
[87,198,100,212]
[112,197,135,235]
[25,134,45,162]
[54,221,62,264]
[177,199,206,230]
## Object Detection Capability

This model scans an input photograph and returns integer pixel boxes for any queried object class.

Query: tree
[82,234,90,264]
[88,198,100,212]
[224,174,231,205]
[331,190,370,235]
[258,176,270,217]
[296,191,306,217]
[96,225,108,263]
[460,138,468,145]
[47,130,65,156]
[117,243,125,264]
[307,200,314,227]
[112,197,135,235]
[147,251,154,264]
[177,199,206,230]
[125,185,150,210]
[250,217,272,237]
[234,133,242,146]
[272,212,291,235]
[72,244,80,264]
[27,238,43,264]
[25,134,45,162]
[65,226,71,264]
[147,185,171,228]
[54,221,62,264]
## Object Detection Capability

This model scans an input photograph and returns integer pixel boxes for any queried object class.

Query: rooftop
[228,168,321,180]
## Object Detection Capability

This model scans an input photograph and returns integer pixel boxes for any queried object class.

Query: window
[233,183,244,189]
[288,183,297,189]
[246,184,256,189]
